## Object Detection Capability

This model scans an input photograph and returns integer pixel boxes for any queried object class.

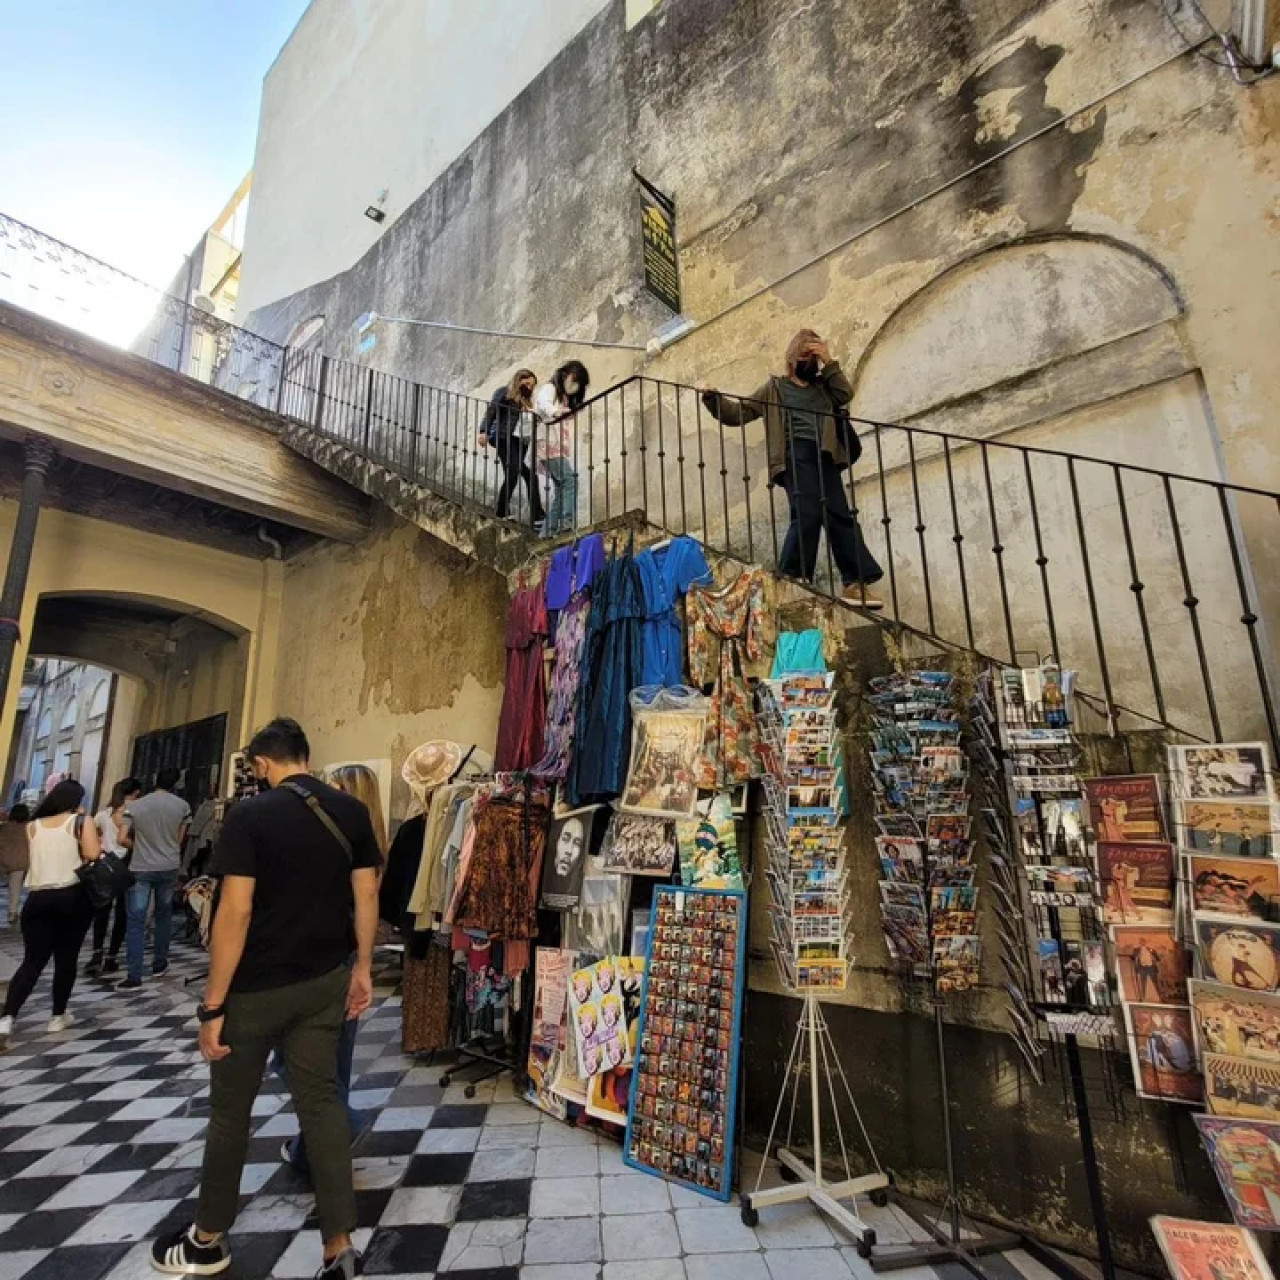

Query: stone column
[0,436,56,718]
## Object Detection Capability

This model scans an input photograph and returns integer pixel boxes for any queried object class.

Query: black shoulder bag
[281,782,353,863]
[76,816,136,910]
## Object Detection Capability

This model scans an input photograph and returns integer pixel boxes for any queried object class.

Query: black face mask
[794,357,820,383]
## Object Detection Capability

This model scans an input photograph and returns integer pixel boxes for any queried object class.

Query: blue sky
[0,0,309,288]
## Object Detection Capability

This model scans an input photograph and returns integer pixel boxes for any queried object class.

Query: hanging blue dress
[568,541,645,806]
[635,537,713,688]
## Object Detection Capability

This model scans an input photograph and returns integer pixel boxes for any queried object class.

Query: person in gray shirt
[118,767,191,990]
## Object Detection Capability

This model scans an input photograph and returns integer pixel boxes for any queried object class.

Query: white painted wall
[238,0,612,317]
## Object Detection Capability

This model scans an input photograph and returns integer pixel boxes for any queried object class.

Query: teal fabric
[771,629,828,678]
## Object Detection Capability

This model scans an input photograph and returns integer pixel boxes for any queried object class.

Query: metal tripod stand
[739,993,891,1256]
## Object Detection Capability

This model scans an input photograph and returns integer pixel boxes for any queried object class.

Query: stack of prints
[863,670,980,993]
[757,673,851,993]
[1149,1215,1275,1280]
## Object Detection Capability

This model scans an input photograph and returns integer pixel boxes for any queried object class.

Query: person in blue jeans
[118,767,191,991]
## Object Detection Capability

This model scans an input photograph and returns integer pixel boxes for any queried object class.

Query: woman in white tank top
[0,780,101,1044]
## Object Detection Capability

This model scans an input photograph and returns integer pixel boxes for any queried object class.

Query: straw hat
[402,741,466,795]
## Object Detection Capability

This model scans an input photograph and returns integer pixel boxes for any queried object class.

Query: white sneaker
[47,1013,73,1034]
[0,1015,13,1046]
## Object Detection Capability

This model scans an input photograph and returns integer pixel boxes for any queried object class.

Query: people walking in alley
[0,804,30,926]
[0,781,101,1045]
[150,718,379,1279]
[118,767,190,991]
[534,360,590,536]
[277,761,387,1181]
[698,329,884,609]
[86,777,141,976]
[479,368,546,528]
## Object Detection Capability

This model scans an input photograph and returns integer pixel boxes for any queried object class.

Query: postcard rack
[981,662,1124,1280]
[743,673,889,1252]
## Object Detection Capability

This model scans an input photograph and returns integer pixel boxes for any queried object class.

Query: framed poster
[623,886,747,1203]
[541,807,609,911]
[1188,856,1280,922]
[1195,920,1280,994]
[1194,1114,1280,1231]
[1124,1003,1203,1105]
[1111,926,1190,1005]
[1204,1053,1280,1120]
[600,813,678,877]
[1189,980,1280,1064]
[1084,775,1165,842]
[1150,1215,1274,1280]
[1179,800,1277,858]
[1171,743,1274,802]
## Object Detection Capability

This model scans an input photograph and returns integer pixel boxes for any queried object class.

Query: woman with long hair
[479,368,545,527]
[0,803,30,926]
[86,776,141,976]
[0,780,101,1043]
[535,360,590,536]
[279,762,386,1180]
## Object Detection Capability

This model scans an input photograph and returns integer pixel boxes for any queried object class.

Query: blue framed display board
[622,885,748,1202]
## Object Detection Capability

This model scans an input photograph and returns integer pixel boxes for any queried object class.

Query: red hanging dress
[495,577,550,772]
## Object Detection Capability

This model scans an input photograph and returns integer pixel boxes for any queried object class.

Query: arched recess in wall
[280,315,327,421]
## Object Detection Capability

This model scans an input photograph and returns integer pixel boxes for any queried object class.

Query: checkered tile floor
[0,924,1066,1280]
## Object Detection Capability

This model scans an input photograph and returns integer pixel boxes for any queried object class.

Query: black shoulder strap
[281,782,353,863]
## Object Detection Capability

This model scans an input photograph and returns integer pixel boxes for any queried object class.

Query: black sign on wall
[635,170,681,314]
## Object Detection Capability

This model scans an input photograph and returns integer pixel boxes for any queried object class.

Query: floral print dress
[687,568,767,788]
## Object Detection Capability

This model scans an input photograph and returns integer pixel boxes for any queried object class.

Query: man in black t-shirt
[150,719,380,1280]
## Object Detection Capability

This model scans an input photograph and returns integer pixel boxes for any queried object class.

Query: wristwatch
[196,1002,226,1023]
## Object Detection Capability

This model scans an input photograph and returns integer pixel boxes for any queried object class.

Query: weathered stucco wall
[272,508,508,819]
[237,0,613,316]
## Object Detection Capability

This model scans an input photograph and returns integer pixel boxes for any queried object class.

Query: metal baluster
[656,387,670,532]
[681,389,708,543]
[942,439,975,651]
[411,383,423,481]
[362,368,375,456]
[873,427,900,620]
[1067,458,1117,729]
[314,356,330,435]
[1112,466,1166,728]
[716,404,737,555]
[587,403,596,529]
[979,442,1016,662]
[603,394,612,525]
[737,396,755,565]
[1162,475,1222,741]
[1217,485,1279,761]
[907,433,935,635]
[767,478,780,573]
[1021,450,1060,662]
[619,385,629,520]
[638,381,650,521]
[675,389,689,536]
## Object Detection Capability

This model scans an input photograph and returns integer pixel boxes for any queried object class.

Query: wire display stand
[740,993,889,1251]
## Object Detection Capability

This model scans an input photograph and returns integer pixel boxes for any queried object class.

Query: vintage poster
[570,861,631,959]
[569,956,632,1077]
[586,955,645,1125]
[1038,938,1066,1003]
[600,813,678,877]
[1204,1053,1280,1121]
[1189,856,1280,922]
[1173,743,1274,802]
[1112,926,1191,1005]
[1084,775,1166,843]
[1189,980,1280,1064]
[525,948,573,1120]
[540,807,609,911]
[676,793,743,891]
[1097,842,1175,925]
[1180,800,1277,858]
[1125,1003,1203,1104]
[620,704,707,818]
[1194,1115,1280,1231]
[1150,1215,1275,1280]
[1196,921,1280,994]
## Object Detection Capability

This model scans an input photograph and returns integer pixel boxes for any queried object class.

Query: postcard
[1203,1053,1280,1121]
[1171,743,1274,802]
[1084,775,1165,842]
[1188,855,1280,922]
[1150,1215,1275,1280]
[1111,926,1190,1005]
[1189,980,1280,1064]
[1179,800,1277,858]
[1194,1115,1280,1231]
[1196,920,1280,993]
[1096,842,1174,926]
[1125,1003,1203,1104]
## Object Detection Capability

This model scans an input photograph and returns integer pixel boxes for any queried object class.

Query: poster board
[623,886,747,1203]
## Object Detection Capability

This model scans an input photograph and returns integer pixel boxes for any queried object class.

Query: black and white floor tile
[0,927,1068,1280]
